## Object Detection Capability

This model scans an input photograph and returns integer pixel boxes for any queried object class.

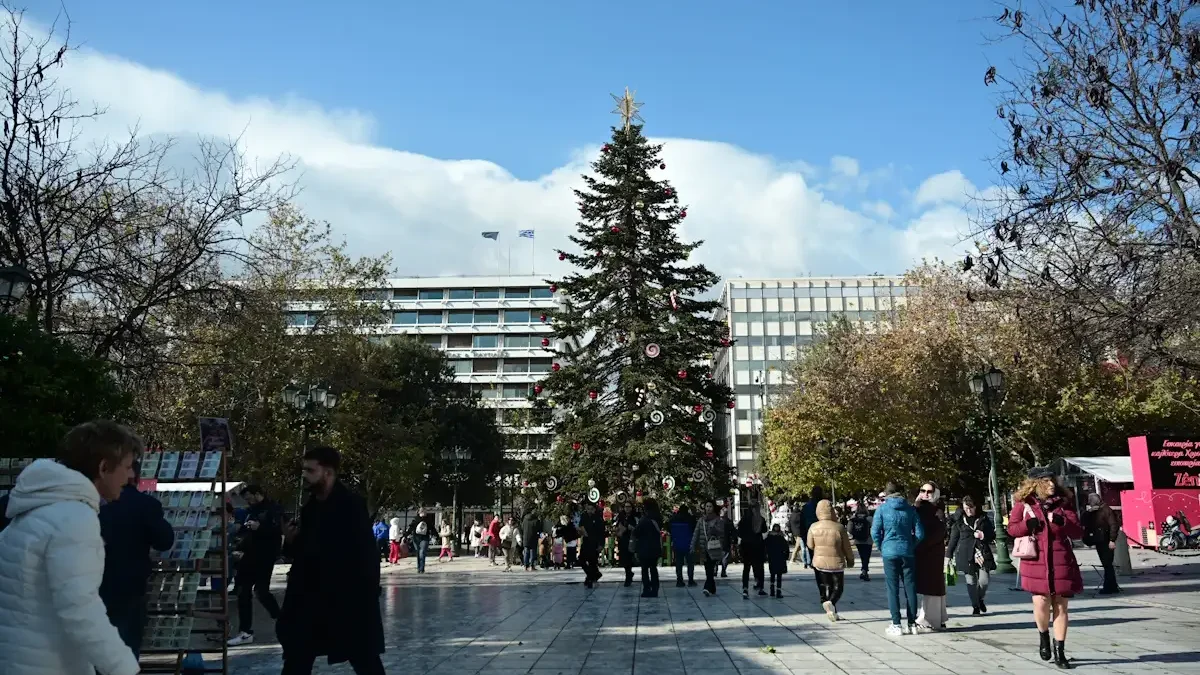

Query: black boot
[676,576,685,588]
[1054,640,1072,669]
[1038,631,1052,662]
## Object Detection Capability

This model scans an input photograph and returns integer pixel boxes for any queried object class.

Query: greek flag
[481,231,499,240]
[518,229,535,239]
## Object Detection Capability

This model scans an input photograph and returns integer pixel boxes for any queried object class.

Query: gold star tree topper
[611,87,643,133]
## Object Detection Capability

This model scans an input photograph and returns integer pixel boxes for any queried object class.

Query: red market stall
[1121,436,1200,548]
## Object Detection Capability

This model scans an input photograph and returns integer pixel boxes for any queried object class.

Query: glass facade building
[712,276,909,481]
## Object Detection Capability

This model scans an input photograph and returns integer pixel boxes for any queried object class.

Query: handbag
[1011,504,1039,560]
[945,560,957,586]
[703,520,724,557]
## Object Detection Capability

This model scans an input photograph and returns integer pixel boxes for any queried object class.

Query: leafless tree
[973,0,1200,371]
[0,5,295,377]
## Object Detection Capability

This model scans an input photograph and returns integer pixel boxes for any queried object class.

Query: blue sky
[22,0,1009,278]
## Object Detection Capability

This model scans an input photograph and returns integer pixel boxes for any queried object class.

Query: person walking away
[765,524,790,598]
[635,499,663,597]
[849,502,874,580]
[800,487,824,568]
[488,514,503,565]
[1084,493,1121,595]
[806,498,855,619]
[0,420,143,675]
[720,506,736,577]
[947,495,996,615]
[372,519,388,562]
[789,496,807,563]
[914,483,948,632]
[408,508,434,573]
[872,480,925,636]
[1008,467,1083,668]
[738,494,769,598]
[276,446,385,674]
[579,504,605,587]
[470,517,485,558]
[437,521,455,562]
[228,484,284,646]
[499,517,517,572]
[670,505,697,587]
[691,500,725,596]
[388,517,403,564]
[615,504,638,586]
[539,531,552,568]
[556,515,580,569]
[521,508,542,571]
[99,460,176,656]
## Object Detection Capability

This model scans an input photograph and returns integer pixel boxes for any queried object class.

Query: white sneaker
[910,624,926,635]
[886,624,904,637]
[822,600,835,619]
[227,631,254,646]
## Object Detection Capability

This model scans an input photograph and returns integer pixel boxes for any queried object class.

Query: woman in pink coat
[1007,467,1082,669]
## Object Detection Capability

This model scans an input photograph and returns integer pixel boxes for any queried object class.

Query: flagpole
[532,236,536,275]
[507,239,512,276]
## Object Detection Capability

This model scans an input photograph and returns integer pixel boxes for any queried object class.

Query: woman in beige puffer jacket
[806,499,855,621]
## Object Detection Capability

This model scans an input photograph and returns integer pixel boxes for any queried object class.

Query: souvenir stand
[137,418,234,675]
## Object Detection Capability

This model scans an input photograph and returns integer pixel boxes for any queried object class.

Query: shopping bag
[945,560,957,586]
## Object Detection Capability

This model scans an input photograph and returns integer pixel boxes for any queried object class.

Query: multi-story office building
[712,276,911,480]
[286,275,560,460]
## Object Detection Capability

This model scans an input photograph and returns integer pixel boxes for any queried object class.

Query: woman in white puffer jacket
[0,421,142,675]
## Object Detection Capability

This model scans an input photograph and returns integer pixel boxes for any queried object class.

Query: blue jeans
[882,555,918,626]
[414,536,430,572]
[674,549,694,581]
[523,546,537,568]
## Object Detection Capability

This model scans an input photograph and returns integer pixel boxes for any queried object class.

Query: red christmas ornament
[550,284,557,292]
[572,442,581,451]
[541,337,550,347]
[677,369,687,379]
[602,144,611,153]
[636,490,642,497]
[727,401,736,409]
[693,404,703,413]
[721,338,731,347]
[684,434,693,443]
[558,252,566,261]
[706,451,714,458]
[680,209,687,219]
[665,188,673,197]
[660,162,666,170]
[557,495,564,502]
[552,363,561,372]
[588,391,598,400]
[534,384,543,394]
[540,313,548,322]
[610,226,620,233]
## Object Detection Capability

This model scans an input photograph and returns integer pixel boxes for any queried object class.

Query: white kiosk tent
[1051,456,1133,513]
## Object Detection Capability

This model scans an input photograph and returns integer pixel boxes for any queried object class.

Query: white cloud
[53,42,976,282]
[913,170,976,208]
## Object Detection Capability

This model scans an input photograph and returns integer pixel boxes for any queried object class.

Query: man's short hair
[240,484,263,497]
[303,445,340,472]
[58,420,142,481]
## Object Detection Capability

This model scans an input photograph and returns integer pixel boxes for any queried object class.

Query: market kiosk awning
[1054,456,1133,484]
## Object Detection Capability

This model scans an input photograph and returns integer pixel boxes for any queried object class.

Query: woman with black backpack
[848,502,873,581]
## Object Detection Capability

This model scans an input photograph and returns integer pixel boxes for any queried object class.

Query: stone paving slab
[230,550,1200,674]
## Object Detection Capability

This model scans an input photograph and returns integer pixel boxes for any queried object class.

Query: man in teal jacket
[872,481,924,636]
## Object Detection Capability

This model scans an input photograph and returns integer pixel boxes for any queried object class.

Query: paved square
[229,549,1200,674]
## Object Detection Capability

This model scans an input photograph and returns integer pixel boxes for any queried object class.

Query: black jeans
[770,572,783,590]
[105,592,147,657]
[856,544,872,574]
[281,652,385,675]
[580,547,600,582]
[703,558,718,594]
[742,553,764,591]
[1097,542,1119,591]
[238,562,281,633]
[641,564,659,595]
[815,570,845,605]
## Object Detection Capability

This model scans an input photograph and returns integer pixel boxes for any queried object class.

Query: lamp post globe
[0,264,32,309]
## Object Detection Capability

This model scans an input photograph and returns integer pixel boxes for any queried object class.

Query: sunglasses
[919,488,934,494]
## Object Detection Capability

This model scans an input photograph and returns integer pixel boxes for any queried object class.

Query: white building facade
[712,276,910,481]
[286,275,560,460]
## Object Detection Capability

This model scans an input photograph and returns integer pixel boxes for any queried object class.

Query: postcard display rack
[137,446,230,675]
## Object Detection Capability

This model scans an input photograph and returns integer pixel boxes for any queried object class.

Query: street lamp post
[281,383,339,513]
[0,264,32,312]
[817,438,843,506]
[969,366,1014,574]
[441,446,472,542]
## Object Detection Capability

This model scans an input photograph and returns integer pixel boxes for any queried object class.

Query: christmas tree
[531,90,734,509]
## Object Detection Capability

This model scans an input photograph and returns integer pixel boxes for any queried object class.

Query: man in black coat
[578,503,605,587]
[227,483,283,646]
[99,470,175,656]
[520,508,542,570]
[276,446,385,675]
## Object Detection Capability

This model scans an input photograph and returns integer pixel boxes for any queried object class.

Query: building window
[448,289,474,300]
[286,312,312,327]
[417,310,442,325]
[392,311,417,325]
[447,334,472,349]
[502,359,528,373]
[419,289,444,300]
[502,384,531,399]
[504,309,531,324]
[447,310,473,324]
[475,288,500,300]
[420,335,442,347]
[474,310,499,324]
[473,384,499,399]
[531,287,553,299]
[449,360,472,374]
[504,335,532,348]
[358,289,388,302]
[393,289,418,301]
[731,287,750,299]
[505,288,530,299]
[473,358,499,373]
[529,358,552,373]
[473,334,498,348]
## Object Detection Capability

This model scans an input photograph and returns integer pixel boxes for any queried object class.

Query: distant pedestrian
[228,484,284,647]
[615,504,638,586]
[487,514,502,565]
[800,486,825,568]
[372,519,388,562]
[670,505,697,587]
[1008,467,1083,668]
[1083,493,1121,595]
[407,509,434,573]
[521,509,542,571]
[437,521,454,562]
[848,501,874,580]
[806,499,855,620]
[499,517,517,572]
[555,515,579,569]
[946,495,996,615]
[872,480,924,636]
[765,524,789,598]
[470,517,485,558]
[387,517,403,564]
[720,506,736,577]
[914,482,948,632]
[692,500,725,596]
[738,493,768,598]
[635,499,663,597]
[579,503,605,587]
[789,496,807,563]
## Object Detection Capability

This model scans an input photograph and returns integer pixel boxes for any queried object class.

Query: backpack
[849,516,869,542]
[415,520,429,536]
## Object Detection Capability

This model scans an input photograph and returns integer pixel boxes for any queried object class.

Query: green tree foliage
[763,264,1200,501]
[534,120,733,506]
[0,314,132,456]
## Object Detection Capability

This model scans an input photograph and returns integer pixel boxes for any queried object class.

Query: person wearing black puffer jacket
[946,495,996,616]
[738,493,769,598]
[635,499,663,597]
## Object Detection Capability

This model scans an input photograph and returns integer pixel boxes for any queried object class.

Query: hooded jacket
[388,517,402,541]
[0,459,140,675]
[805,500,855,571]
[871,494,925,558]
